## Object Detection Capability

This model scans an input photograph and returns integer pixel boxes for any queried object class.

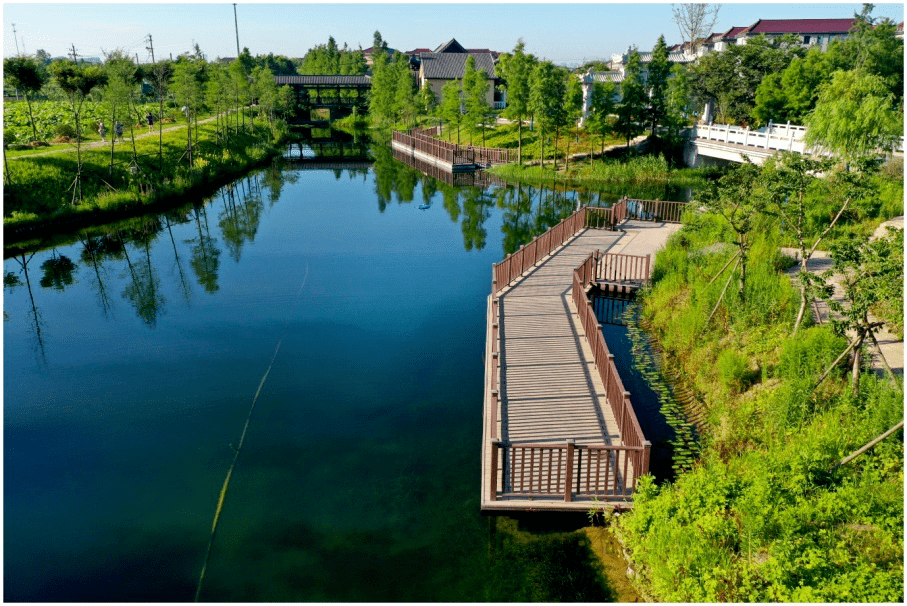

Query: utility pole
[146,34,155,63]
[233,3,240,57]
[69,43,79,62]
[11,23,20,55]
[136,53,140,64]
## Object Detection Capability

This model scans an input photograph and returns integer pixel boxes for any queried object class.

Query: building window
[803,35,811,44]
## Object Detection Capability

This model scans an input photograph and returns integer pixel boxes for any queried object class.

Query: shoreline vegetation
[4,119,282,242]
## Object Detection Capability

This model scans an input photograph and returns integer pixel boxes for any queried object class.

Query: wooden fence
[395,127,517,167]
[612,197,687,224]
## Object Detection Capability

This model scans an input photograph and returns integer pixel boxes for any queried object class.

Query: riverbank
[613,207,903,601]
[4,119,284,243]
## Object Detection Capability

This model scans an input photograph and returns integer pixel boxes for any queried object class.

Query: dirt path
[782,216,904,377]
[10,114,222,160]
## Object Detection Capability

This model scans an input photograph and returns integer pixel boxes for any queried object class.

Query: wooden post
[645,254,651,282]
[489,439,500,500]
[641,441,652,476]
[564,439,575,502]
[621,391,631,437]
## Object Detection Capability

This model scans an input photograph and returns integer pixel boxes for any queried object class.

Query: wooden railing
[491,442,647,500]
[616,198,688,224]
[394,128,518,166]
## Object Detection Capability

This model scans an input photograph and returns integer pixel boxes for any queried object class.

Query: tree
[498,39,535,166]
[760,153,845,333]
[147,59,174,170]
[804,69,902,162]
[563,73,584,171]
[101,50,139,175]
[647,35,671,136]
[416,80,437,122]
[462,55,490,146]
[439,79,463,144]
[826,228,904,393]
[48,60,107,203]
[690,34,804,125]
[4,56,49,142]
[172,58,205,167]
[700,161,766,307]
[529,61,564,170]
[671,3,721,50]
[391,53,416,128]
[613,51,646,151]
[585,80,616,161]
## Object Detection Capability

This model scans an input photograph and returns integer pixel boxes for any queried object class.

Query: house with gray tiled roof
[414,39,499,106]
[735,18,858,49]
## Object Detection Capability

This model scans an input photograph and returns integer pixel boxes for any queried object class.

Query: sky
[3,2,904,65]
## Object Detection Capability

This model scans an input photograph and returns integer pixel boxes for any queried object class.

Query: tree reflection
[218,178,265,263]
[186,205,221,293]
[78,233,114,319]
[118,220,165,328]
[459,187,492,252]
[39,251,78,290]
[7,253,48,367]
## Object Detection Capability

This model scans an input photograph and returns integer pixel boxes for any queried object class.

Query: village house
[408,39,501,108]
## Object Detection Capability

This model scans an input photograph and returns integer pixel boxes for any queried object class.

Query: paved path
[9,114,222,160]
[782,216,904,377]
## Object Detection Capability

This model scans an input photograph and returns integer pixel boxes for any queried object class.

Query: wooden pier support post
[490,439,500,500]
[564,439,575,502]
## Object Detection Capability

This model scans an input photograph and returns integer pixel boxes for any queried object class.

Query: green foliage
[296,36,366,76]
[646,35,671,135]
[804,69,903,162]
[716,349,749,393]
[613,51,646,148]
[690,34,804,125]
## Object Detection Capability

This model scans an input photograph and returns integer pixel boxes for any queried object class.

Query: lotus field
[4,99,180,144]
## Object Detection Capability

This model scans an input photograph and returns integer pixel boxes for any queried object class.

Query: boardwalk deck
[481,219,682,512]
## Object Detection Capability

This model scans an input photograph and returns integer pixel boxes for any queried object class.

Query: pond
[4,139,684,601]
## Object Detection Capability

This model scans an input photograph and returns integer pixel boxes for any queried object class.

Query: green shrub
[776,327,847,381]
[717,349,749,393]
[52,123,77,139]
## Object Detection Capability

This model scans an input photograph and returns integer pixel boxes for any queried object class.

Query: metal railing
[393,128,517,167]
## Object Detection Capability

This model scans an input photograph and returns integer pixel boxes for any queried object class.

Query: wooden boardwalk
[481,212,682,512]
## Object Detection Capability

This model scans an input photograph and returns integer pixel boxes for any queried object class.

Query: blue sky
[3,3,904,65]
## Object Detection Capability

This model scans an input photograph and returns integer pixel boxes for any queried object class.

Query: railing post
[490,439,500,500]
[645,254,651,282]
[621,390,631,436]
[607,353,615,390]
[641,440,652,477]
[564,439,575,502]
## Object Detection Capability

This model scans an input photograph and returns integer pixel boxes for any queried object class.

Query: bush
[717,349,749,393]
[53,123,77,139]
[776,327,847,382]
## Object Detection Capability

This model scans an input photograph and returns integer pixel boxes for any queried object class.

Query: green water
[4,146,632,601]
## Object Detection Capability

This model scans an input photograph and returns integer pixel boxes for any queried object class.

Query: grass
[490,154,709,192]
[432,119,626,163]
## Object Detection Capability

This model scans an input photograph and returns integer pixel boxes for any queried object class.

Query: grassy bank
[613,210,903,601]
[4,117,283,238]
[489,154,709,193]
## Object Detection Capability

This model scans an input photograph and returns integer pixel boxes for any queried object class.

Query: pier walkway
[481,200,685,512]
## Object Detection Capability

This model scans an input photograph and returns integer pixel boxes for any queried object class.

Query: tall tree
[462,55,490,146]
[563,72,584,171]
[647,35,671,136]
[172,58,204,167]
[613,51,646,151]
[498,39,535,166]
[48,59,106,204]
[4,56,48,142]
[584,80,616,161]
[439,79,463,144]
[392,53,416,128]
[101,50,139,175]
[804,69,902,162]
[529,60,563,170]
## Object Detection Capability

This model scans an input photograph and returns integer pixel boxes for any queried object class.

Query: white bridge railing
[692,122,904,156]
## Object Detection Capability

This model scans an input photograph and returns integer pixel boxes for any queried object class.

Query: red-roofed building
[735,18,859,48]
